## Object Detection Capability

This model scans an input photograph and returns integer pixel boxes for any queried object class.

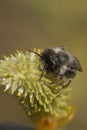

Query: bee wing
[73,57,83,72]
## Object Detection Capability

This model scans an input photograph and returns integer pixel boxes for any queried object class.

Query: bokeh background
[0,0,87,130]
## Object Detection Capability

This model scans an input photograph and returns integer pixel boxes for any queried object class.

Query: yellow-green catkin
[0,49,75,128]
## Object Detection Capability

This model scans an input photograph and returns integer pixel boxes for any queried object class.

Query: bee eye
[58,52,69,64]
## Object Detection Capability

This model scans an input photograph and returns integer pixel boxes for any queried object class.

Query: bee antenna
[28,49,42,57]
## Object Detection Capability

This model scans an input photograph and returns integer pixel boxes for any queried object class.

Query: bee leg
[49,79,62,85]
[39,64,47,80]
[55,79,72,97]
[49,81,57,84]
[50,76,64,85]
[39,71,45,80]
[28,49,41,57]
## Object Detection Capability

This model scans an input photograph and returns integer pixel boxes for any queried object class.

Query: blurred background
[0,0,87,130]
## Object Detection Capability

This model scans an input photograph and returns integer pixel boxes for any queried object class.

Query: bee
[29,47,83,95]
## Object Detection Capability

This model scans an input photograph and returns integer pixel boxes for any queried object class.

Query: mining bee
[29,47,83,96]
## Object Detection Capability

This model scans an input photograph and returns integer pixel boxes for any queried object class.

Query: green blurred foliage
[0,0,87,130]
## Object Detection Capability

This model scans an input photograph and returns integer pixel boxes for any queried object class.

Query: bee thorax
[59,65,67,75]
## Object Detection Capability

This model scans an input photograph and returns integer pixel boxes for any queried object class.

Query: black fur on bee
[29,47,83,96]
